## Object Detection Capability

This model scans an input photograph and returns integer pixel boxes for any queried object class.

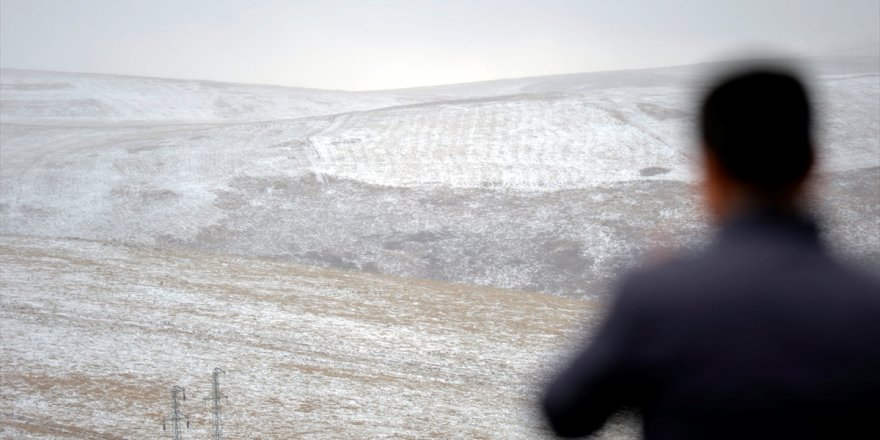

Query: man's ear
[702,148,731,223]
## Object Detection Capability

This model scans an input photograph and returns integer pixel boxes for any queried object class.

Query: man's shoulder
[615,251,718,299]
[613,241,880,318]
[606,254,713,322]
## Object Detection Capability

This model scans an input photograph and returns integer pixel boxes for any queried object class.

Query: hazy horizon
[2,0,878,91]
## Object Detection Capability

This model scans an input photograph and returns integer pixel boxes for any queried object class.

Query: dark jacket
[542,209,880,439]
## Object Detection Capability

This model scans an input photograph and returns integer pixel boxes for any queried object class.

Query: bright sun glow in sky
[1,0,878,90]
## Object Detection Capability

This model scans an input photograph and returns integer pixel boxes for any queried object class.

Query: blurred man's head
[699,69,814,220]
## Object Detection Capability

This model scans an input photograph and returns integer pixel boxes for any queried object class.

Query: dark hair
[700,69,813,191]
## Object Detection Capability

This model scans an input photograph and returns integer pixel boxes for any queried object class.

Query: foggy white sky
[1,0,878,90]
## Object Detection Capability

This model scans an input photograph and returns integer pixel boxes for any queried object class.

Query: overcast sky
[1,0,878,90]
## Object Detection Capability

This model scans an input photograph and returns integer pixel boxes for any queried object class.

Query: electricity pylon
[163,385,189,440]
[207,368,228,440]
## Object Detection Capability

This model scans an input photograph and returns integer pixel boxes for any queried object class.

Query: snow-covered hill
[1,57,878,297]
[0,234,644,439]
[0,69,426,123]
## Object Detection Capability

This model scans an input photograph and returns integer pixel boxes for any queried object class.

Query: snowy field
[0,57,878,438]
[2,57,877,298]
[0,234,642,439]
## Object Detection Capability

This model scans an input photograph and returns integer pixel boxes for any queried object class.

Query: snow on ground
[309,91,694,189]
[306,63,879,189]
[0,234,641,439]
[1,57,877,297]
[3,57,877,190]
[0,69,427,124]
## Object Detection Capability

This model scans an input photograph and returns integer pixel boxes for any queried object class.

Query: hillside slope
[0,234,641,439]
[0,69,426,124]
[1,58,877,297]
